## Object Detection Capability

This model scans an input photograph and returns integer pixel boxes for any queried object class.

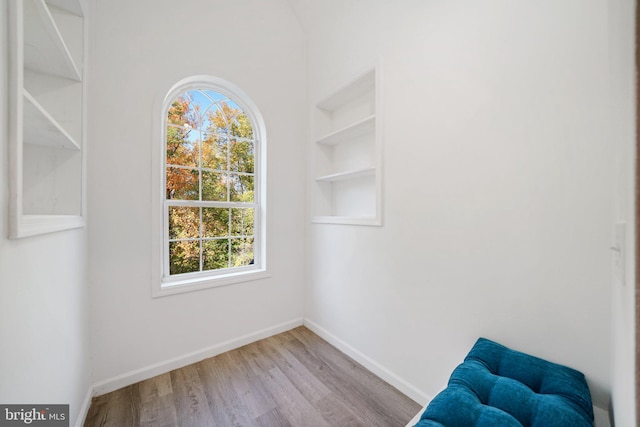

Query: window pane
[169,207,200,239]
[167,96,197,127]
[229,174,254,202]
[230,138,254,173]
[202,171,228,201]
[208,102,234,134]
[169,240,200,275]
[203,239,229,270]
[231,113,254,140]
[166,168,199,200]
[184,90,208,129]
[166,126,198,167]
[203,208,229,238]
[231,238,254,267]
[202,133,227,170]
[231,208,254,236]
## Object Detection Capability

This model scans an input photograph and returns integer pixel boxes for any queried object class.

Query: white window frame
[152,75,268,297]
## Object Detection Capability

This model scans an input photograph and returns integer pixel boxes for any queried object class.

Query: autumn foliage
[165,91,256,275]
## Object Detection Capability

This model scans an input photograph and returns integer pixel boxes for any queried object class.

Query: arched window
[158,76,266,292]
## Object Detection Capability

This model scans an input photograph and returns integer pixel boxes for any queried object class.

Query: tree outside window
[164,89,257,277]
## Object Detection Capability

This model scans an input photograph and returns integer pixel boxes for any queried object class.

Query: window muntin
[163,88,259,279]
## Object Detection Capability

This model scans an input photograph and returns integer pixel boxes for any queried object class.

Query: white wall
[87,0,307,385]
[293,0,615,412]
[608,0,637,425]
[0,2,91,425]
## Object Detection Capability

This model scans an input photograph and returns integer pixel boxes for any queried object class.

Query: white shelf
[310,65,382,226]
[13,214,85,239]
[23,0,81,81]
[317,71,375,112]
[23,89,80,150]
[316,168,375,183]
[46,0,84,16]
[8,0,86,238]
[315,115,375,146]
[312,216,380,226]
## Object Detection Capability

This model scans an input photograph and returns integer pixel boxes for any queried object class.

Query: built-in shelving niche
[311,66,382,226]
[8,0,86,238]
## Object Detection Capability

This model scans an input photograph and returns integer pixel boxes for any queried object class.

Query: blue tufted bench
[414,338,594,427]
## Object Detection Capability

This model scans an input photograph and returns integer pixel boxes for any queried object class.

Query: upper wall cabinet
[8,0,87,238]
[311,65,382,226]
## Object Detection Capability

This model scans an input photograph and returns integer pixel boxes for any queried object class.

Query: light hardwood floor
[84,326,421,427]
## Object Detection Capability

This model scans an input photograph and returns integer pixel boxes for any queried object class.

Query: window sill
[153,268,270,298]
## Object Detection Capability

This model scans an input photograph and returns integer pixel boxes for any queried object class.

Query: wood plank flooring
[84,326,421,427]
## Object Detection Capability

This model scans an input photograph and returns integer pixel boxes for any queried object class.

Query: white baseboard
[303,318,431,406]
[91,318,304,397]
[594,405,611,427]
[75,387,94,427]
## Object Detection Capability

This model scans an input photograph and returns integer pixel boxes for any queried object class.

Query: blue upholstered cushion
[415,338,594,427]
